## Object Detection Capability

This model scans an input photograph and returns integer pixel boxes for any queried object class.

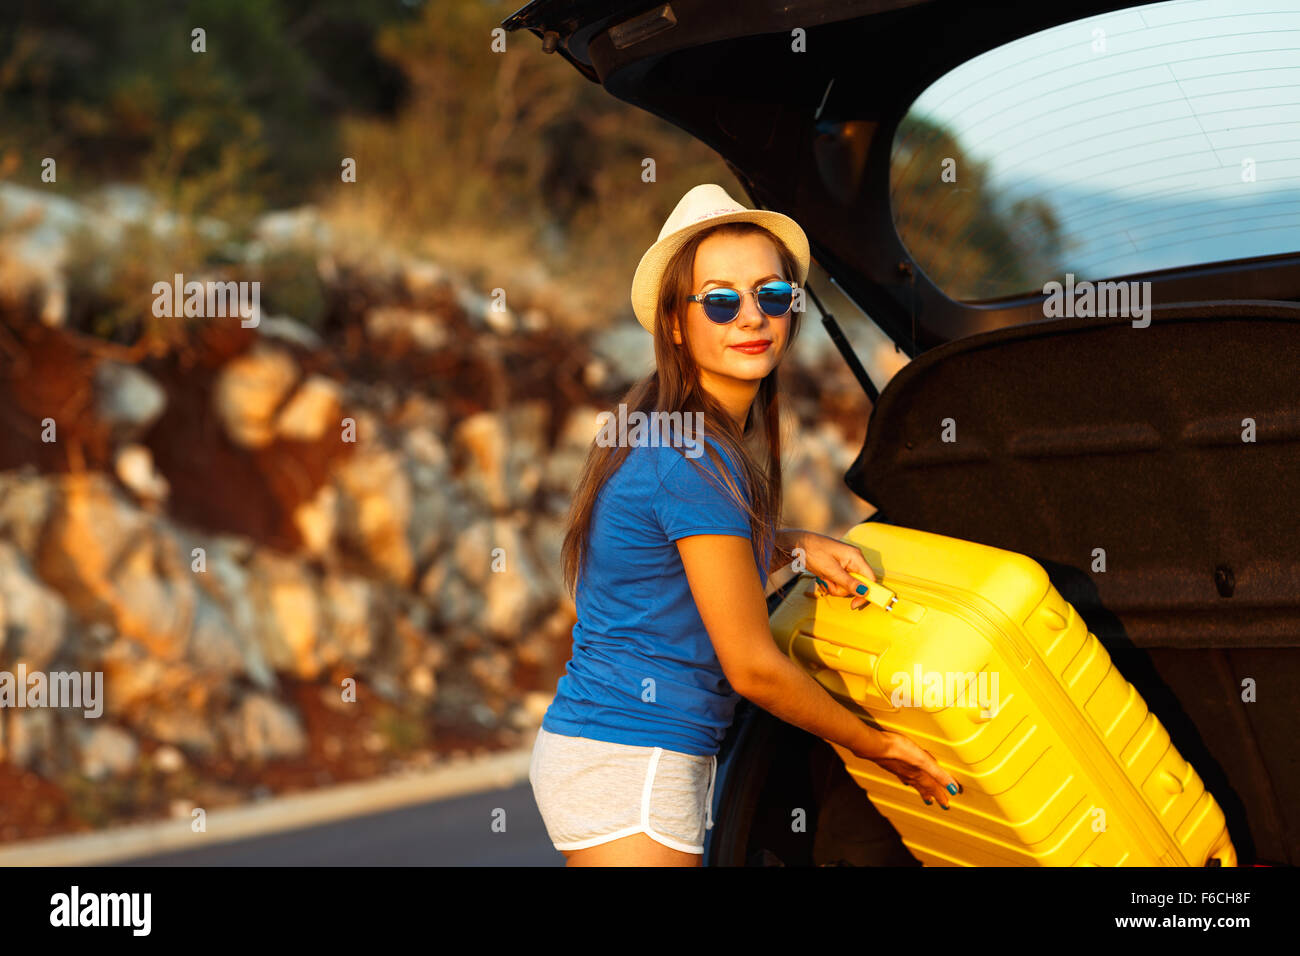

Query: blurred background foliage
[0,0,409,212]
[0,0,743,331]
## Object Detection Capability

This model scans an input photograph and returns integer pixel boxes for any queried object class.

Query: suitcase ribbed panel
[768,521,1237,867]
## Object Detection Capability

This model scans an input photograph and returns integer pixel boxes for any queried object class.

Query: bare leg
[561,832,702,867]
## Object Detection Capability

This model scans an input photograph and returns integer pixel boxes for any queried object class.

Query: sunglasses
[686,279,797,324]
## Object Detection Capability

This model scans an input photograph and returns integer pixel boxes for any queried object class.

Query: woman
[529,183,960,867]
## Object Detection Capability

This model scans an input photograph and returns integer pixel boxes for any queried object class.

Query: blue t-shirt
[542,436,774,756]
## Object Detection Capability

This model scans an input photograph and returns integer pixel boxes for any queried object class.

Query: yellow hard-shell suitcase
[769,520,1237,867]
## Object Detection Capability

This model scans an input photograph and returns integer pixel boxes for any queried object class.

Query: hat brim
[631,209,810,334]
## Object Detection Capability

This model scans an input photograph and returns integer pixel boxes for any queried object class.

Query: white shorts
[528,726,719,854]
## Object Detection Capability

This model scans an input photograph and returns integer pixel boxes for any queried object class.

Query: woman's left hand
[789,530,878,609]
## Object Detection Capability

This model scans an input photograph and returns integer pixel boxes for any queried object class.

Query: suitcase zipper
[835,569,1187,865]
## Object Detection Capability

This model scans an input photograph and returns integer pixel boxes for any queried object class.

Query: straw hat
[630,183,810,334]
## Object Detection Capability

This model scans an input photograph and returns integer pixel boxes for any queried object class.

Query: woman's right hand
[859,730,962,809]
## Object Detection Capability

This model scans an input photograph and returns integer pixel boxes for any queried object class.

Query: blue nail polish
[856,584,867,594]
[923,798,932,805]
[941,804,950,811]
[947,783,959,795]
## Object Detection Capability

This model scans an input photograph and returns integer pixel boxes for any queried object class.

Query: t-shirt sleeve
[652,444,752,542]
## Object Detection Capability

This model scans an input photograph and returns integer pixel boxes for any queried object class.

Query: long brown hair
[560,221,804,597]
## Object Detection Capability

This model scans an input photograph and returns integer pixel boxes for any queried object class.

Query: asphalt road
[114,782,563,866]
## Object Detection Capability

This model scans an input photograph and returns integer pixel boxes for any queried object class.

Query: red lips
[731,339,772,353]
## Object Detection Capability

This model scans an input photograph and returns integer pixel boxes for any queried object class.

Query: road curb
[0,732,538,866]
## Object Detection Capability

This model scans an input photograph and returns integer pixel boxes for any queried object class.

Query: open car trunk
[504,0,1300,864]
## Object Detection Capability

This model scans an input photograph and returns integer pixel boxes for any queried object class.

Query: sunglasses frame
[686,279,799,324]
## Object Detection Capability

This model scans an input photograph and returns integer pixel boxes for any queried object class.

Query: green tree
[0,0,417,212]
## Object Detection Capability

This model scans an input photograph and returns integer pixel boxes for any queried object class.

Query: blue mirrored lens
[756,281,793,316]
[702,290,741,322]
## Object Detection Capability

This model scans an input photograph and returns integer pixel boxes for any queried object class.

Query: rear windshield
[890,0,1300,302]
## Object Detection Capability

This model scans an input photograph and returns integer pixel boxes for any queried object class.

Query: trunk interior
[845,301,1300,864]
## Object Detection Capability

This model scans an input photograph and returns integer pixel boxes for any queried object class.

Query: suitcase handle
[851,574,898,611]
[847,571,926,623]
